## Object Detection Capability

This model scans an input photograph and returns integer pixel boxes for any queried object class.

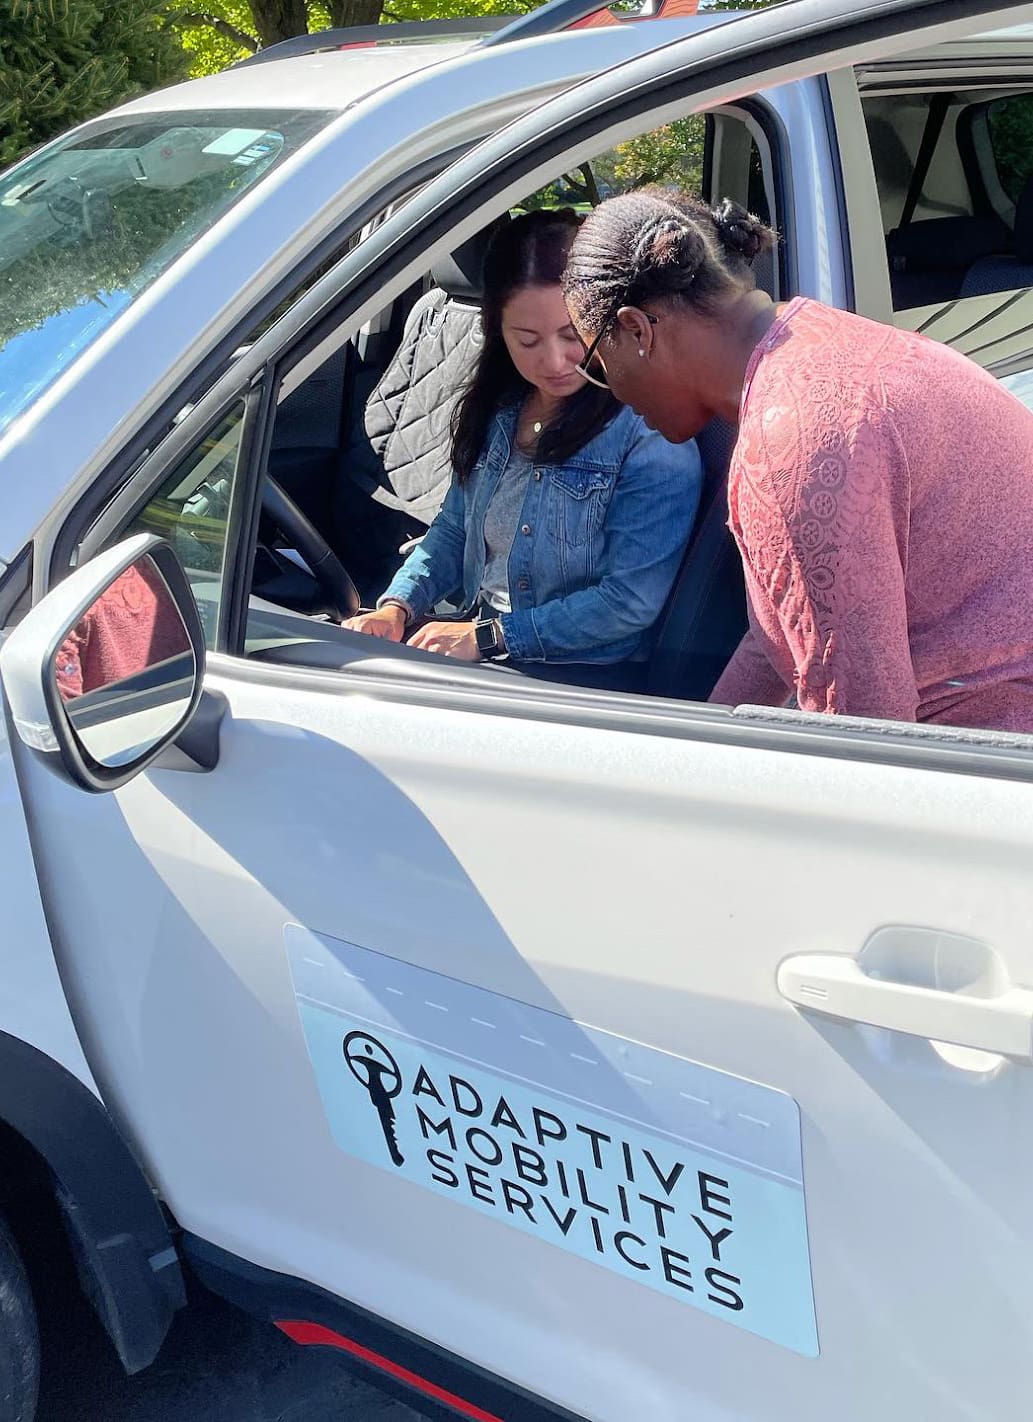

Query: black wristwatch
[474,616,508,661]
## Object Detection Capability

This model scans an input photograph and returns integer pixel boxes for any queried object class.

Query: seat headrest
[430,214,511,303]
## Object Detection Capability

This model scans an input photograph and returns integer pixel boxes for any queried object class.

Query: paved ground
[20,1200,437,1422]
[36,1279,440,1422]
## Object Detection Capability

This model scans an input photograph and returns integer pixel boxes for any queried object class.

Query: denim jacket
[382,403,702,663]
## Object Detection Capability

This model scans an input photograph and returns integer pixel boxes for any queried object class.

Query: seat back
[886,214,1012,307]
[960,175,1033,297]
[357,288,483,523]
[339,217,509,521]
[332,220,507,602]
[644,240,782,703]
[646,418,745,701]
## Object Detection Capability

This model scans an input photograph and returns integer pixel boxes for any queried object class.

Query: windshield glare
[0,109,333,436]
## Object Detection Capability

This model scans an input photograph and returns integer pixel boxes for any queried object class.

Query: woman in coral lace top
[563,188,1033,731]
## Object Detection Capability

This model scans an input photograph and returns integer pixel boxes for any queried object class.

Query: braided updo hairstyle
[563,187,776,343]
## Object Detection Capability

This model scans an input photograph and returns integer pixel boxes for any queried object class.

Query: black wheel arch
[0,1030,185,1373]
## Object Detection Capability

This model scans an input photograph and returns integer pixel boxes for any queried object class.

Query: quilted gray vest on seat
[349,288,483,525]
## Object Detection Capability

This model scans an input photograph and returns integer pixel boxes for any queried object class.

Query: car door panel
[15,660,1033,1421]
[0,697,98,1089]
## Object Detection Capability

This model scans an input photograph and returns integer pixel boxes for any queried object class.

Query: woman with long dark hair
[345,209,702,690]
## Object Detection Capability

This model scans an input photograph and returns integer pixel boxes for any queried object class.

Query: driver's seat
[333,219,508,604]
[646,417,746,702]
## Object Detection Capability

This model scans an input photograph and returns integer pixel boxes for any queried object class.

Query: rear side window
[988,94,1033,201]
[864,86,1033,406]
[0,108,333,438]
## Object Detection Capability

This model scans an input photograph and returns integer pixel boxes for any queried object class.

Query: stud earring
[638,348,645,358]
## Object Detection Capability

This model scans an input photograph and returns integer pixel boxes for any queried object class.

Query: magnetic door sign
[286,926,818,1357]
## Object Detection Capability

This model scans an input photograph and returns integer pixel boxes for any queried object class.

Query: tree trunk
[248,0,310,48]
[328,0,385,30]
[178,13,260,52]
[579,163,601,206]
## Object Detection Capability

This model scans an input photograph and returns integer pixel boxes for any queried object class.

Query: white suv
[3,0,1033,1418]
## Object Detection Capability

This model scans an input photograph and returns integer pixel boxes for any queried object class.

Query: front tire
[0,1216,39,1422]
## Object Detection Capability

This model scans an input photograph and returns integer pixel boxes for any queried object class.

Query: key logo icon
[343,1032,405,1167]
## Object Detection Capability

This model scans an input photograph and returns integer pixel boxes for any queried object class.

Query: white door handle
[777,953,1033,1060]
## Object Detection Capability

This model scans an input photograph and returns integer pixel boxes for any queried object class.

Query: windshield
[0,108,334,436]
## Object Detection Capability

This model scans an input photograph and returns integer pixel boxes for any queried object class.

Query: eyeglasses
[575,301,659,390]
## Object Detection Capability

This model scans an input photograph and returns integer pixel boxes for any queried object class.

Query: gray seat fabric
[960,255,1033,297]
[331,222,506,604]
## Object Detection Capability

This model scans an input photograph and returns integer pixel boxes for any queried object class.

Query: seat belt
[898,93,951,230]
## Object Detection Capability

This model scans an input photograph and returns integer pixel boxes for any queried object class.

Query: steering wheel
[261,477,361,621]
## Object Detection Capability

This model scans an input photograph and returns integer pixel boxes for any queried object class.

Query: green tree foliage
[175,0,780,79]
[988,93,1033,202]
[173,0,539,72]
[518,117,705,214]
[175,0,264,72]
[0,0,188,167]
[387,0,533,20]
[600,116,705,193]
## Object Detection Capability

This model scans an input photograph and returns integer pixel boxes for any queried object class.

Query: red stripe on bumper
[275,1319,504,1422]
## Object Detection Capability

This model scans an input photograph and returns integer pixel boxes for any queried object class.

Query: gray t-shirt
[478,446,532,613]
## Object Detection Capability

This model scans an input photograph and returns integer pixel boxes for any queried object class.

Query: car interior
[196,107,779,704]
[866,86,1033,313]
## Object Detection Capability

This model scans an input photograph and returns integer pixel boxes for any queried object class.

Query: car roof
[108,9,1033,123]
[112,41,478,115]
[109,15,731,117]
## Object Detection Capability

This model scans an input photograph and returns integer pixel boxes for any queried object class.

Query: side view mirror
[1,535,205,792]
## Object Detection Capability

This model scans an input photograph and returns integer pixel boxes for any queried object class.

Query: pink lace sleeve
[728,409,918,721]
[710,626,791,707]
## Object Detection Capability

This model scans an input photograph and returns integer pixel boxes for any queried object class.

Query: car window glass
[0,109,334,438]
[518,116,708,211]
[865,86,1033,404]
[988,93,1033,201]
[122,402,246,649]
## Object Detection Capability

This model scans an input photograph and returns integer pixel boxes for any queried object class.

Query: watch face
[475,620,498,656]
